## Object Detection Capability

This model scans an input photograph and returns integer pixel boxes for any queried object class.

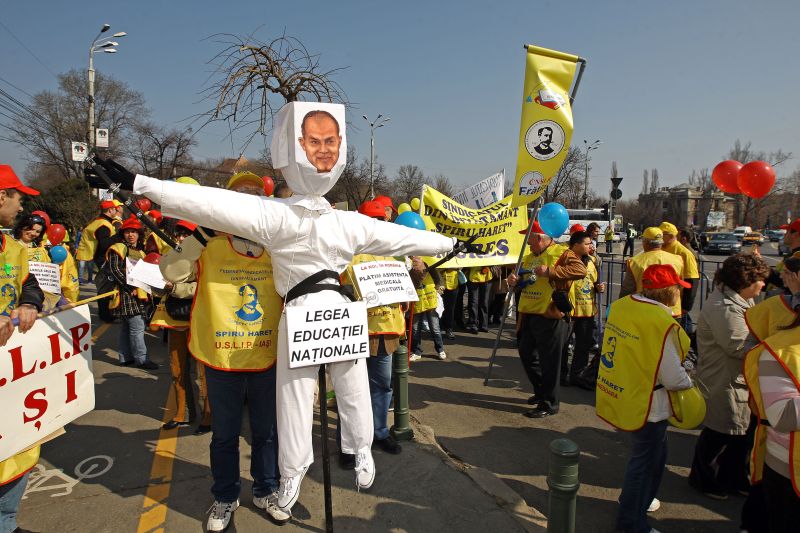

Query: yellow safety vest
[60,250,79,302]
[442,269,460,291]
[19,241,49,263]
[517,244,567,315]
[76,217,114,261]
[627,250,685,316]
[0,447,40,486]
[106,243,149,309]
[188,236,280,371]
[146,231,172,255]
[596,295,691,431]
[415,272,439,314]
[745,294,796,342]
[744,328,800,495]
[468,266,493,284]
[663,240,700,279]
[343,254,406,336]
[570,256,598,318]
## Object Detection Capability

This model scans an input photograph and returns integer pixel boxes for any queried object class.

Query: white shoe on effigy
[277,465,308,511]
[355,447,376,490]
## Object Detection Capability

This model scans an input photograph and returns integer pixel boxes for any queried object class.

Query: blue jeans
[368,352,393,440]
[78,260,94,282]
[616,420,668,533]
[205,365,279,502]
[411,310,444,354]
[119,314,147,364]
[0,472,29,533]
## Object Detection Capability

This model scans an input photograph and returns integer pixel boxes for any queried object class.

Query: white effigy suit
[130,102,456,511]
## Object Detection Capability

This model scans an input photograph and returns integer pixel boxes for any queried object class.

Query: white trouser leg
[330,358,373,454]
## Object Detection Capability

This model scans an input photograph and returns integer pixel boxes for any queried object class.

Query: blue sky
[1,0,798,199]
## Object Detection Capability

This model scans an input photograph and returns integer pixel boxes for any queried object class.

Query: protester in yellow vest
[565,230,605,389]
[466,264,493,334]
[661,221,700,331]
[337,199,408,465]
[0,164,45,533]
[744,313,800,533]
[440,268,461,339]
[409,255,446,361]
[159,171,290,529]
[144,209,172,255]
[78,199,122,322]
[150,220,212,434]
[620,226,685,316]
[596,264,692,533]
[507,222,586,419]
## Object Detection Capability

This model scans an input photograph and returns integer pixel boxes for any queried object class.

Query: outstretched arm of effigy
[359,218,456,258]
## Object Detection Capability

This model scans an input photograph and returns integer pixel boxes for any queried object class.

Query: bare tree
[327,148,388,207]
[642,169,649,196]
[542,146,585,206]
[199,31,350,152]
[725,139,793,225]
[128,122,196,180]
[392,164,427,203]
[432,174,454,197]
[650,168,660,193]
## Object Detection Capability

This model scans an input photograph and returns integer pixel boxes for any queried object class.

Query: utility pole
[88,24,127,151]
[362,114,390,199]
[583,139,601,209]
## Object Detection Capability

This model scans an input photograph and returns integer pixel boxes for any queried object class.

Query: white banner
[0,305,95,462]
[28,262,61,294]
[286,301,369,368]
[451,171,505,209]
[71,142,88,162]
[351,260,418,307]
[95,128,109,148]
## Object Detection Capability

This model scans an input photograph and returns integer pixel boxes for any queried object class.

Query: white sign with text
[451,171,505,209]
[286,301,369,368]
[28,262,61,294]
[351,260,418,307]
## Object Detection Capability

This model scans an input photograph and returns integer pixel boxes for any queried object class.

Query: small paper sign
[28,262,61,294]
[286,301,369,368]
[127,259,166,290]
[351,260,418,308]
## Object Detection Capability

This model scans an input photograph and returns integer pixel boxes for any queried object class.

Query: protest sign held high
[451,171,505,210]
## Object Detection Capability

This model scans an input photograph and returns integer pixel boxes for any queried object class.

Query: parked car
[704,233,742,255]
[742,232,765,246]
[766,229,787,242]
[733,226,753,241]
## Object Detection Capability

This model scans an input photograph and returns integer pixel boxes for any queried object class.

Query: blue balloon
[538,202,569,238]
[394,211,426,231]
[49,245,68,265]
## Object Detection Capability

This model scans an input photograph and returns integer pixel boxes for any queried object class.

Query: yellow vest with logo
[106,243,149,308]
[0,447,40,486]
[60,250,79,302]
[189,236,280,371]
[745,294,795,342]
[468,266,492,284]
[76,217,114,261]
[744,328,800,494]
[627,249,685,316]
[343,254,406,336]
[20,241,49,263]
[517,244,566,315]
[0,237,29,318]
[596,295,691,431]
[443,269,460,291]
[415,272,439,314]
[663,240,700,279]
[570,256,598,318]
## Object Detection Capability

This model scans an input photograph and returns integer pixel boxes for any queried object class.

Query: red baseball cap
[519,221,546,235]
[358,200,386,219]
[780,218,800,233]
[0,165,39,196]
[100,199,123,210]
[374,195,397,213]
[120,216,142,231]
[147,209,163,223]
[569,224,586,234]
[175,220,197,232]
[642,264,691,289]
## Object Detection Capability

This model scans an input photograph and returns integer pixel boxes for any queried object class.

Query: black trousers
[763,465,800,533]
[561,316,596,378]
[467,281,490,330]
[441,288,459,332]
[455,284,467,328]
[517,314,569,412]
[623,238,635,256]
[689,427,749,492]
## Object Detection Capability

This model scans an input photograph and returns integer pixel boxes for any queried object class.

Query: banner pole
[11,291,118,326]
[318,364,334,533]
[484,202,539,385]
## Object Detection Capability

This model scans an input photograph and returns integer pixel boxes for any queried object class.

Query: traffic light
[602,203,609,219]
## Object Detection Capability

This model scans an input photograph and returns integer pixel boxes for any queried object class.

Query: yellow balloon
[397,203,411,214]
[410,197,421,211]
[176,176,200,186]
[667,386,707,429]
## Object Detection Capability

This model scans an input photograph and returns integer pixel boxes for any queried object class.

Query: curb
[410,417,548,533]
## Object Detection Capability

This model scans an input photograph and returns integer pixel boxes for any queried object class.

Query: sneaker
[374,436,402,455]
[253,492,291,525]
[647,497,660,512]
[445,329,455,339]
[354,447,376,490]
[409,352,422,362]
[137,360,159,370]
[437,351,447,360]
[277,465,308,511]
[206,499,239,532]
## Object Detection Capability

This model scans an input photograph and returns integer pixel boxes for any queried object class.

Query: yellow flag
[420,185,527,268]
[512,45,579,207]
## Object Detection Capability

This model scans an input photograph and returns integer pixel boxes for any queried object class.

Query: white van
[733,226,753,241]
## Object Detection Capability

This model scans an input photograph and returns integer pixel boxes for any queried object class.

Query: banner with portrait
[420,185,527,268]
[511,45,580,207]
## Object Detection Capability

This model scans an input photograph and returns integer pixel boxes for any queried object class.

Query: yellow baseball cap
[642,227,664,241]
[226,171,264,191]
[659,222,679,235]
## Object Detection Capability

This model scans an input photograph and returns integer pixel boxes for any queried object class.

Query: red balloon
[262,176,275,196]
[737,160,775,199]
[46,224,66,245]
[135,198,152,212]
[32,210,51,228]
[711,160,743,194]
[143,252,161,265]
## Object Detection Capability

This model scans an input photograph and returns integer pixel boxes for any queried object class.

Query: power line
[0,20,58,79]
[0,76,35,99]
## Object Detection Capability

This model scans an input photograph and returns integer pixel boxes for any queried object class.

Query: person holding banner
[77,199,123,322]
[0,164,45,533]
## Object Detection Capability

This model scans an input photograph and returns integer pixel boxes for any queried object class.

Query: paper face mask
[270,102,347,197]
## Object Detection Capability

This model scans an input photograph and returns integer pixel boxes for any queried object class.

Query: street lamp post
[582,139,602,209]
[88,24,126,150]
[362,114,390,199]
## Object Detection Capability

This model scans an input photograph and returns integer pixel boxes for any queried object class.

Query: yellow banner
[420,185,527,268]
[511,45,579,207]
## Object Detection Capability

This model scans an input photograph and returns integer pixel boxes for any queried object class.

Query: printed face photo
[298,111,342,173]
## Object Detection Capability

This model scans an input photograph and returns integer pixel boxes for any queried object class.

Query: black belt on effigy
[285,269,356,305]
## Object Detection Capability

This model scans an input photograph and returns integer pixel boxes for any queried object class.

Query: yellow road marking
[137,384,179,533]
[91,322,112,343]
